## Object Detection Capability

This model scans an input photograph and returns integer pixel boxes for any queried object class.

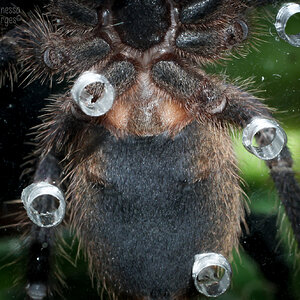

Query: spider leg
[268,148,300,244]
[192,80,300,247]
[49,0,100,29]
[151,62,300,247]
[26,227,54,300]
[242,214,296,300]
[0,10,112,87]
[24,153,63,300]
[0,35,17,71]
[0,29,22,87]
[214,87,300,247]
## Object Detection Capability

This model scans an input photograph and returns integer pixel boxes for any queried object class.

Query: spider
[0,0,299,299]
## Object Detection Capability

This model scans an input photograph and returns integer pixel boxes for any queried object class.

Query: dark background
[0,1,299,299]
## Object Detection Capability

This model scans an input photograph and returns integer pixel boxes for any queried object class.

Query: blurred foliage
[0,3,300,300]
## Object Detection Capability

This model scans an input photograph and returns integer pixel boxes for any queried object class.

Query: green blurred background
[0,3,300,300]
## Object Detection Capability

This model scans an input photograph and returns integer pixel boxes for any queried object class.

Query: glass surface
[0,2,299,300]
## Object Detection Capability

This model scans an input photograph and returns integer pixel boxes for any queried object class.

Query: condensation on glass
[192,253,232,298]
[71,71,115,117]
[275,2,300,47]
[242,117,287,160]
[21,181,66,228]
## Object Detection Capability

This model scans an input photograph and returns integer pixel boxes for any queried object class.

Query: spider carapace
[0,0,300,299]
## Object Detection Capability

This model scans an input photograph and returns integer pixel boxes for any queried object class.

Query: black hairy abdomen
[78,123,240,298]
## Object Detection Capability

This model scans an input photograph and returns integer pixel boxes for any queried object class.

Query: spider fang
[242,117,287,160]
[275,2,300,47]
[21,181,65,228]
[192,253,232,298]
[71,71,115,117]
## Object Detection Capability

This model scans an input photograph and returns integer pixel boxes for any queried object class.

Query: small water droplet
[272,74,282,79]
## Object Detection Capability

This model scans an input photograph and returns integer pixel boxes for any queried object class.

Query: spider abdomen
[70,122,243,299]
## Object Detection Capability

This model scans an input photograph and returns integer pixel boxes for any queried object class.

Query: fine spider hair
[0,0,299,299]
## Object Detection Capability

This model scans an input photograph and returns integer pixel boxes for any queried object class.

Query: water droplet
[272,74,282,79]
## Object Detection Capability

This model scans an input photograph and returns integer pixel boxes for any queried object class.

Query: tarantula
[0,0,299,299]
